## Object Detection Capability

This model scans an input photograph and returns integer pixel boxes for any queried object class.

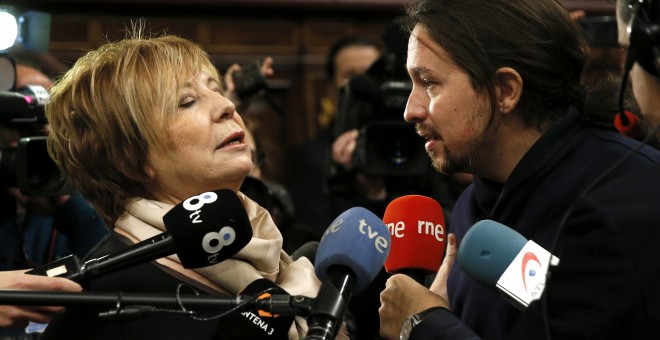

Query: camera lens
[376,123,418,166]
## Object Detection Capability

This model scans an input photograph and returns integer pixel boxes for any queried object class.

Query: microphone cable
[98,288,196,321]
[540,61,660,340]
[98,284,277,322]
[176,284,276,322]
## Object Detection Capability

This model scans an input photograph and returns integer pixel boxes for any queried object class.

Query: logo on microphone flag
[496,241,559,308]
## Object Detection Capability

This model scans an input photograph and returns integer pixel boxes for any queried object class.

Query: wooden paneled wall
[37,9,398,181]
[7,0,616,182]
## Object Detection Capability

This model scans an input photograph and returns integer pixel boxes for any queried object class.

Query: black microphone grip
[306,266,354,340]
[0,290,313,315]
[26,233,176,283]
[73,233,175,281]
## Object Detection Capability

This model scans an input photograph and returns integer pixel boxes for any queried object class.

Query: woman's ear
[494,67,523,114]
[144,162,156,180]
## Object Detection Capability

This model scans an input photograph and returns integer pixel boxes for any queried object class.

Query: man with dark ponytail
[379,0,660,339]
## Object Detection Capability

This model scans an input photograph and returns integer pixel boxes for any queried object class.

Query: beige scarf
[114,191,321,339]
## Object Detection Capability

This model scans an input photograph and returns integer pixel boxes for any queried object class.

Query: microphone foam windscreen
[163,189,252,268]
[457,220,527,286]
[383,195,446,274]
[315,207,390,294]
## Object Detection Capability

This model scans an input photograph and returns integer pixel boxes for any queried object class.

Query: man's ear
[494,67,523,114]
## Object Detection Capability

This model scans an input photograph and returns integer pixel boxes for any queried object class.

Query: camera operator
[329,18,472,225]
[286,36,382,245]
[0,61,109,338]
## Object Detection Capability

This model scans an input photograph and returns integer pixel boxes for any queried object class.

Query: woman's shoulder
[42,232,223,340]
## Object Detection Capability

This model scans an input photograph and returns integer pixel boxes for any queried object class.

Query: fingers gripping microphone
[457,220,559,310]
[307,207,391,340]
[383,195,446,283]
[28,189,252,281]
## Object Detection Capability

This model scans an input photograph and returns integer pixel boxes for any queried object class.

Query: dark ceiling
[3,0,615,16]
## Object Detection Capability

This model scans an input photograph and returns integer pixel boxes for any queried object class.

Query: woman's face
[145,71,252,204]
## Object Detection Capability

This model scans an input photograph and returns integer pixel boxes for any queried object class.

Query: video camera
[230,59,286,117]
[333,18,432,177]
[0,54,73,196]
[232,61,268,101]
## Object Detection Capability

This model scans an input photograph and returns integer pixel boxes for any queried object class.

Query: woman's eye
[178,98,195,108]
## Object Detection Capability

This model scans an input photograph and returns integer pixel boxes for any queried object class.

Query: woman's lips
[218,131,245,149]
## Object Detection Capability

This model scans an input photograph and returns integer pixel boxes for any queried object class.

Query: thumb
[429,233,457,302]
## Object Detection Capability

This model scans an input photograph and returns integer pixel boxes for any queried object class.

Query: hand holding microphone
[378,234,457,340]
[0,270,82,328]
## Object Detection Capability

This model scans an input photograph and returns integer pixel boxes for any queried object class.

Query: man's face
[403,25,492,175]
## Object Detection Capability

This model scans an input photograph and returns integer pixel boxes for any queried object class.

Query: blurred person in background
[0,61,108,339]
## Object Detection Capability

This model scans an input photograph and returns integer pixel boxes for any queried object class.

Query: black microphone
[27,189,252,281]
[306,207,391,340]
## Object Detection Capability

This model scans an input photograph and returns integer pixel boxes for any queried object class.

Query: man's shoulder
[586,127,660,163]
[590,163,660,202]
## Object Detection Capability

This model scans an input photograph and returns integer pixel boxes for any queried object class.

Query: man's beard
[416,122,480,176]
[427,142,475,175]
